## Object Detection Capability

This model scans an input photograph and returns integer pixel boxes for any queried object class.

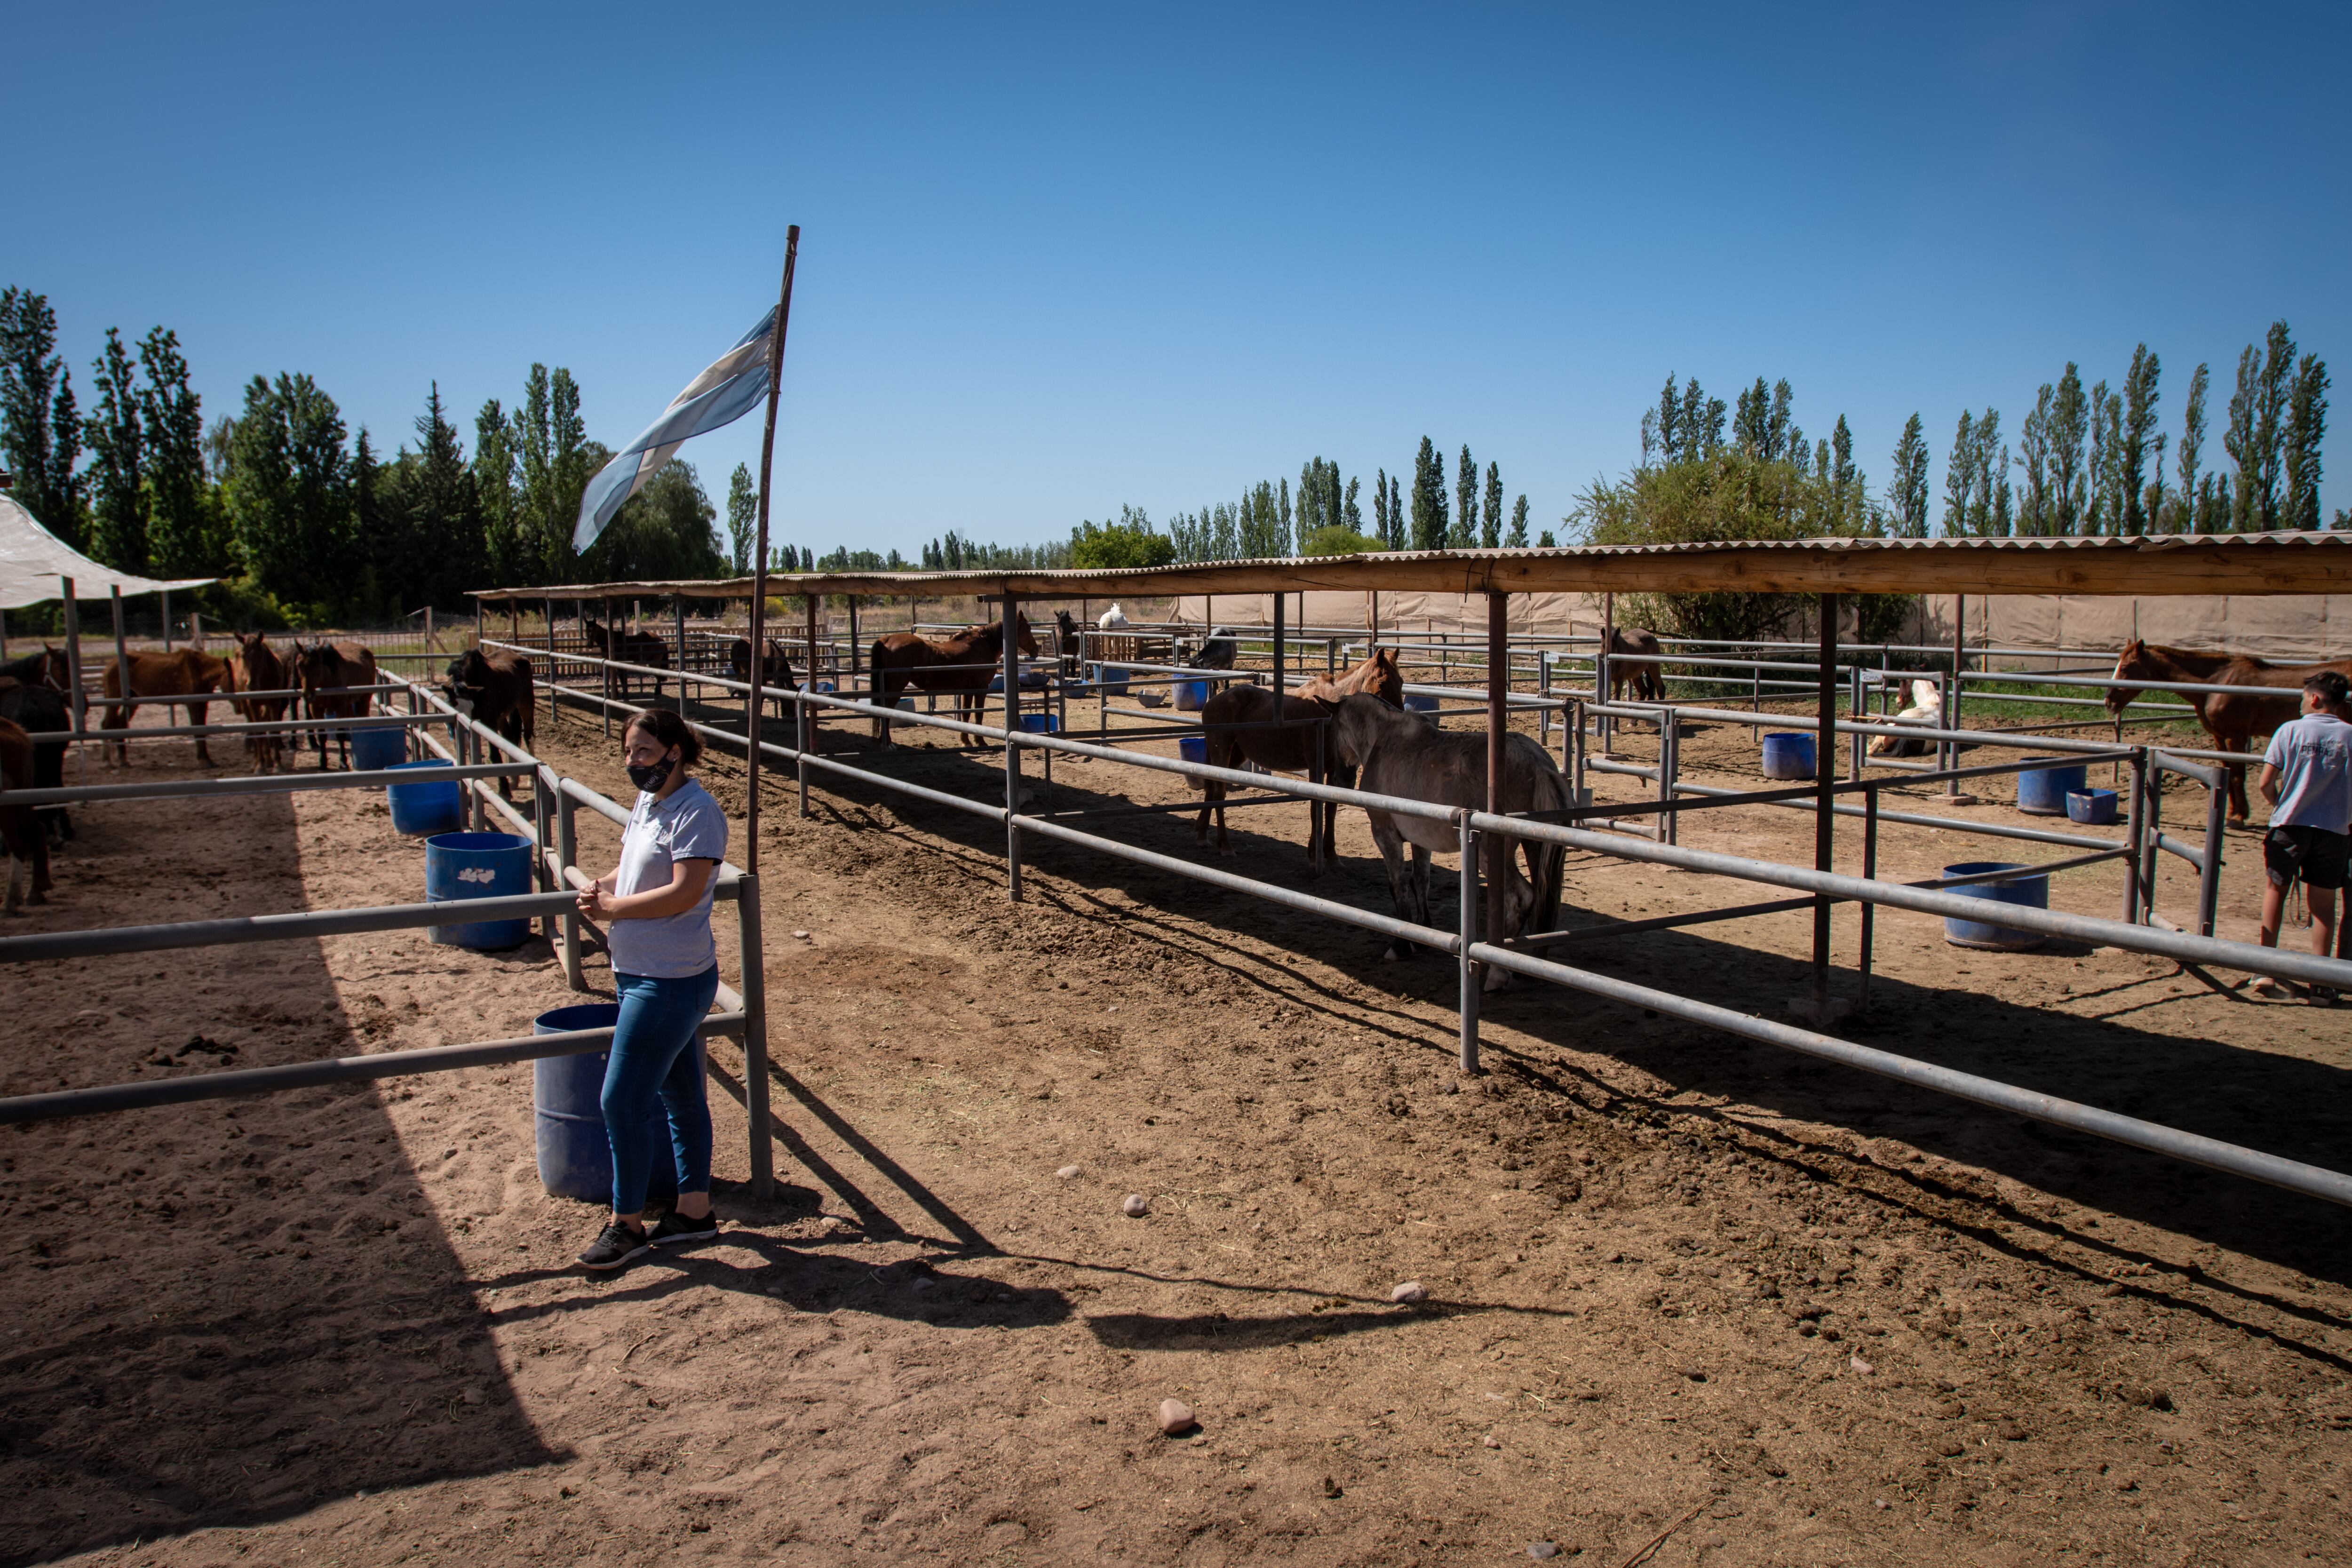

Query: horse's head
[36,645,70,691]
[1329,692,1398,766]
[1365,646,1403,708]
[2106,638,2147,716]
[1054,609,1080,644]
[1015,611,1041,657]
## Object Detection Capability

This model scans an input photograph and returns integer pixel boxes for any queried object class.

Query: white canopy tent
[0,493,215,610]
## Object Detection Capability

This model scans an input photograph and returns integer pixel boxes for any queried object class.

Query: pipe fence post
[675,596,689,720]
[61,576,86,782]
[795,681,810,819]
[110,586,129,764]
[1812,592,1840,1016]
[1003,589,1023,901]
[1458,813,1480,1074]
[2124,749,2148,924]
[734,870,774,1199]
[1859,783,1879,1014]
[1485,591,1508,951]
[2198,773,2226,938]
[1661,709,1680,848]
[557,790,583,990]
[534,776,556,941]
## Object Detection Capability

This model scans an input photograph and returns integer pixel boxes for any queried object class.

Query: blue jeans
[601,965,720,1216]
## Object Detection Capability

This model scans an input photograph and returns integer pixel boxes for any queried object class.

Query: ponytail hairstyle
[623,707,703,767]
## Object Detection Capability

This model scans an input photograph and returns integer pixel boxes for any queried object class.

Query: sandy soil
[4,689,2350,1568]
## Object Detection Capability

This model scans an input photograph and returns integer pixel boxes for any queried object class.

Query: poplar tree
[0,287,83,545]
[2225,322,2295,530]
[2120,344,2160,533]
[1507,493,1529,547]
[475,398,521,583]
[2015,385,2052,535]
[2284,352,2330,530]
[2049,365,2087,534]
[1410,437,1447,550]
[1481,461,1502,547]
[1888,414,1930,537]
[1940,411,1977,536]
[2174,363,2209,533]
[1387,472,1404,549]
[725,462,756,570]
[1451,446,1477,548]
[1654,374,1682,463]
[1372,467,1390,543]
[137,326,210,574]
[84,327,147,570]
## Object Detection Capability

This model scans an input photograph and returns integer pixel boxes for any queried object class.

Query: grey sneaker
[579,1221,651,1271]
[649,1208,721,1247]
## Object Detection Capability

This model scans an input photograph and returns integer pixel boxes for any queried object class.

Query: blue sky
[11,2,2348,557]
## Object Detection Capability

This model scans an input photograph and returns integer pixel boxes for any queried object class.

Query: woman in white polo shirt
[573,708,729,1270]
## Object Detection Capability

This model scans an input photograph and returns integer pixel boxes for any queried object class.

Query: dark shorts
[2265,825,2350,891]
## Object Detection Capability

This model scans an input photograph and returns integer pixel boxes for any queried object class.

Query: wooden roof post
[1485,588,1510,971]
[1812,593,1840,1020]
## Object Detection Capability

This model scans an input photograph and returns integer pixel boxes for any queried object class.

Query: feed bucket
[1018,712,1059,734]
[1761,732,1816,780]
[2066,788,2119,826]
[1178,735,1208,764]
[1175,678,1210,711]
[531,1002,682,1203]
[348,723,408,773]
[1940,861,2050,951]
[424,831,533,950]
[1091,662,1129,696]
[385,759,463,836]
[2016,758,2088,815]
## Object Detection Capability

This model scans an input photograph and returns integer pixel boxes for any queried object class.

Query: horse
[232,633,292,774]
[100,648,232,767]
[1328,692,1571,986]
[1865,678,1945,758]
[583,616,669,697]
[294,640,380,771]
[1193,648,1402,868]
[1605,627,1666,703]
[0,646,70,691]
[444,648,536,798]
[0,678,71,845]
[1052,610,1085,678]
[0,716,54,911]
[867,615,1039,743]
[2106,639,2350,822]
[1193,627,1239,671]
[728,636,799,721]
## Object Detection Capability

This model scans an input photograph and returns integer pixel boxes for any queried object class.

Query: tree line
[0,287,736,626]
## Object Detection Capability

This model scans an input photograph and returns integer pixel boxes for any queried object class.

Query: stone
[460,1386,486,1406]
[1849,1355,1875,1376]
[1390,1281,1428,1304]
[1122,1194,1150,1218]
[1057,1165,1082,1179]
[792,930,811,940]
[1158,1399,1196,1435]
[1483,1432,1502,1449]
[1527,1544,1561,1561]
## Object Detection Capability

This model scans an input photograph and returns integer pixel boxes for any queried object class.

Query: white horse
[1866,678,1944,757]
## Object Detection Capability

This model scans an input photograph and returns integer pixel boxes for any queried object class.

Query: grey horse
[1328,694,1570,986]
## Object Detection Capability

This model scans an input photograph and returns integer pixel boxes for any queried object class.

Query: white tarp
[0,493,215,610]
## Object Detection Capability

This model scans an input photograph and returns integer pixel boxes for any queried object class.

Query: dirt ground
[5,689,2351,1568]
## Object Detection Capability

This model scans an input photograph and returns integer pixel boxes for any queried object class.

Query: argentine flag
[573,305,779,551]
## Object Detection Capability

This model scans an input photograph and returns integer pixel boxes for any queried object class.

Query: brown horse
[2106,639,2352,822]
[0,715,54,911]
[232,633,291,773]
[583,616,669,697]
[728,636,799,721]
[868,615,1039,743]
[294,640,380,771]
[100,648,233,767]
[0,647,71,691]
[1606,627,1666,702]
[1193,648,1403,867]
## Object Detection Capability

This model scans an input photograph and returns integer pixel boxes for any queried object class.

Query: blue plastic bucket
[1179,735,1208,764]
[425,831,533,950]
[348,723,408,773]
[1404,693,1439,714]
[1940,861,2050,951]
[1761,732,1816,780]
[1017,712,1059,734]
[1175,679,1210,711]
[2066,788,2119,826]
[1092,662,1129,696]
[531,1003,682,1203]
[386,759,463,837]
[2017,759,2088,816]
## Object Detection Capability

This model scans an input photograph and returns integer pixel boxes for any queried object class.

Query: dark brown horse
[868,615,1039,743]
[0,646,71,691]
[2105,639,2352,822]
[293,640,380,771]
[583,616,669,697]
[1606,627,1666,702]
[100,648,233,767]
[232,633,291,774]
[728,636,799,721]
[1192,648,1403,867]
[0,715,54,911]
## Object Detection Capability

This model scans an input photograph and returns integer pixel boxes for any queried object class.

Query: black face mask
[627,756,675,793]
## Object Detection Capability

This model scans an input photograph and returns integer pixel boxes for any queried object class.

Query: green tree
[225,372,354,612]
[515,364,589,582]
[2049,364,2087,533]
[2284,352,2330,531]
[580,459,726,580]
[1888,414,1930,537]
[2120,344,2161,533]
[1386,472,1404,549]
[2172,363,2210,533]
[1481,461,1502,547]
[2014,385,2051,535]
[1342,474,1362,533]
[84,327,147,570]
[0,287,84,544]
[1506,493,1529,547]
[2225,322,2295,530]
[2086,381,2115,534]
[137,327,212,574]
[1410,437,1446,549]
[1070,505,1177,568]
[725,461,757,572]
[1939,410,1976,537]
[1371,467,1390,545]
[1450,446,1477,548]
[475,398,522,583]
[401,383,485,608]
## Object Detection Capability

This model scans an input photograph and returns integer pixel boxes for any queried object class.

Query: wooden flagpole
[744,225,801,875]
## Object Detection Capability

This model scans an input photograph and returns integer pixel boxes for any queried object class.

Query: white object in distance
[1098,603,1129,630]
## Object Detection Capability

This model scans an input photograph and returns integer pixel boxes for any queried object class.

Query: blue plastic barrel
[1092,662,1129,695]
[1761,732,1816,780]
[2016,759,2088,815]
[1179,735,1208,764]
[386,759,463,836]
[532,1003,681,1203]
[349,723,408,772]
[1940,861,2049,951]
[2066,788,2118,826]
[1404,693,1440,714]
[1175,678,1210,711]
[1018,712,1059,734]
[425,831,533,949]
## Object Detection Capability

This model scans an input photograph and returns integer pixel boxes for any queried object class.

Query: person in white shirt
[2256,670,2352,1004]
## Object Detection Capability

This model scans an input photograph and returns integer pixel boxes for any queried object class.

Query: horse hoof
[1381,945,1406,963]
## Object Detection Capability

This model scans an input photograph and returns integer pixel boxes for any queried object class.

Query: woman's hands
[579,859,716,923]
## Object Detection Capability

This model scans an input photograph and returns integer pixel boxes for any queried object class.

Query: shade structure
[0,493,215,609]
